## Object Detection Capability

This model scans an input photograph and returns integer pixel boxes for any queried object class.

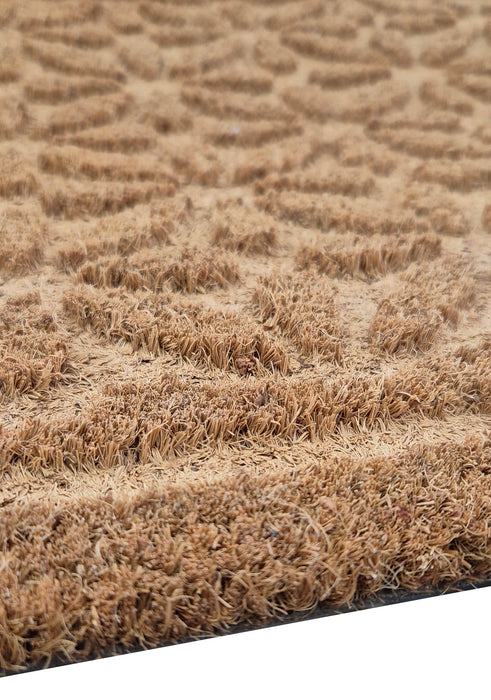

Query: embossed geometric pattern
[0,0,490,672]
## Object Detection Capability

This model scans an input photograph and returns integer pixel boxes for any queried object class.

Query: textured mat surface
[0,0,490,673]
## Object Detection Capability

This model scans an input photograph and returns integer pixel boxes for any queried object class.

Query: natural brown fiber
[1,0,490,674]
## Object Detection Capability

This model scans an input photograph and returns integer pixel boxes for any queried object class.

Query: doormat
[1,0,490,674]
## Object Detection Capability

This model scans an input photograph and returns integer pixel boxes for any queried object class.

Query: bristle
[252,272,343,362]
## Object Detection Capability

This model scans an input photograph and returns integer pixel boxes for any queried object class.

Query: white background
[1,585,489,700]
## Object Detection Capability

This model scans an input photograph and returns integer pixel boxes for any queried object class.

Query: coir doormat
[1,0,490,674]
